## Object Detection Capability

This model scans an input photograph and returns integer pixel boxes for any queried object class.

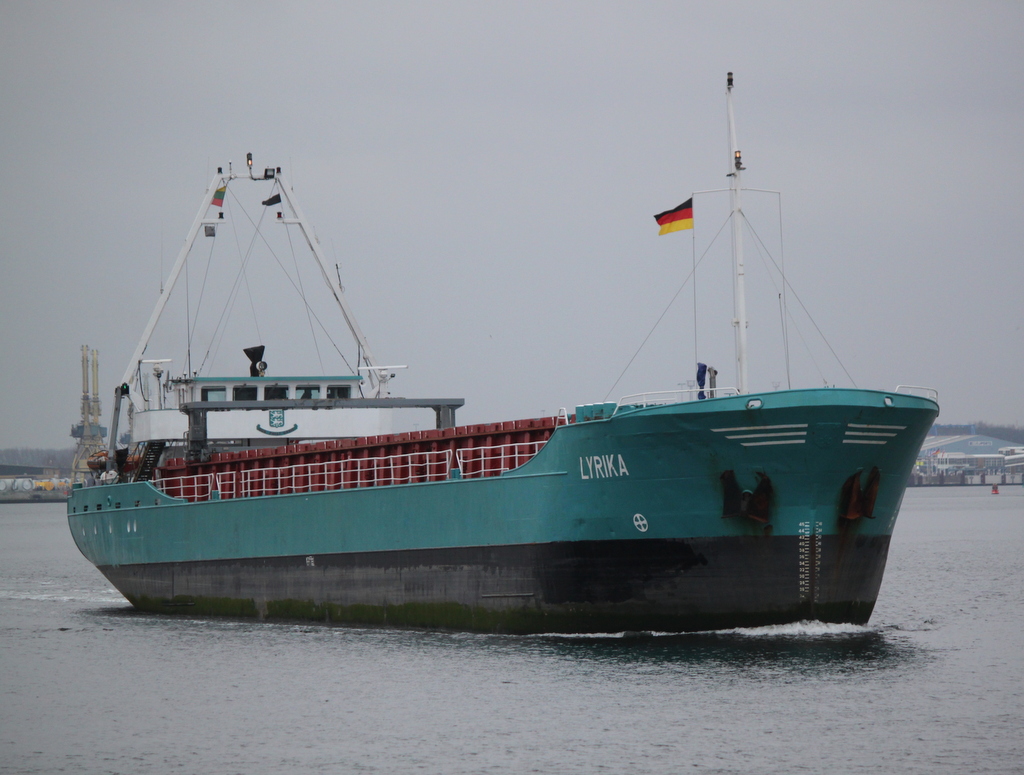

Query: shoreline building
[913,424,1023,486]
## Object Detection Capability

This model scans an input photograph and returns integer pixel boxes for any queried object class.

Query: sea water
[1,487,1022,774]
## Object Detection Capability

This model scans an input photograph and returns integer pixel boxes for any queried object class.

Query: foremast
[726,72,749,394]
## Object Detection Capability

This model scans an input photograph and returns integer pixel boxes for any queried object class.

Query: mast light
[734,150,745,171]
[246,153,253,167]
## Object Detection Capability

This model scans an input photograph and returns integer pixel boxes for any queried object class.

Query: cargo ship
[67,75,938,632]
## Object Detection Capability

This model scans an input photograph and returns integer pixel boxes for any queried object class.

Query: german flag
[211,186,226,207]
[654,198,693,235]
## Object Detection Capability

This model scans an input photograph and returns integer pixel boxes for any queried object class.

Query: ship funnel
[244,345,266,377]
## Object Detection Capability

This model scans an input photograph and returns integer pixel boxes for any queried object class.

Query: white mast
[120,158,385,394]
[121,169,227,387]
[726,72,749,394]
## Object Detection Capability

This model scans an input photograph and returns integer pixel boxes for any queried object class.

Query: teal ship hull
[68,388,937,633]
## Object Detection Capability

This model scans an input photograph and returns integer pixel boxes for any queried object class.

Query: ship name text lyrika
[579,455,630,479]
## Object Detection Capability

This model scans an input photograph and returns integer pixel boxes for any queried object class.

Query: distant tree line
[0,448,76,469]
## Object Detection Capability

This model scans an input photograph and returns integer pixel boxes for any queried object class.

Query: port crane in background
[70,346,106,483]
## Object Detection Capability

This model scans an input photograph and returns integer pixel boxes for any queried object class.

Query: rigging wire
[777,193,791,388]
[785,301,829,386]
[777,292,787,380]
[739,215,795,390]
[332,240,360,375]
[285,201,325,373]
[196,195,269,375]
[186,227,219,357]
[245,212,354,370]
[739,190,792,388]
[194,190,358,378]
[603,186,855,401]
[226,188,264,344]
[185,192,259,376]
[232,199,263,344]
[740,211,857,388]
[739,215,788,387]
[234,204,357,373]
[603,213,732,401]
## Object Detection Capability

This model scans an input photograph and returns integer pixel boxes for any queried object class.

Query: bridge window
[297,385,320,399]
[264,386,288,400]
[201,387,226,401]
[327,385,351,399]
[233,386,257,400]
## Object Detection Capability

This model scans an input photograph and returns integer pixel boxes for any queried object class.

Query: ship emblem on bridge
[257,409,299,436]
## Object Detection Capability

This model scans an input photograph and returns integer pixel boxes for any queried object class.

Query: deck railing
[895,385,939,401]
[229,449,453,498]
[155,473,217,502]
[455,441,547,479]
[155,440,548,502]
[617,387,740,409]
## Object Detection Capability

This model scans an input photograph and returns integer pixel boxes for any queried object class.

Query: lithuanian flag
[654,198,693,235]
[212,186,226,207]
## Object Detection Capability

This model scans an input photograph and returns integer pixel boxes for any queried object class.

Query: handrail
[617,387,740,408]
[455,441,547,479]
[895,385,939,401]
[156,473,216,501]
[234,449,453,498]
[156,449,454,502]
[153,437,551,502]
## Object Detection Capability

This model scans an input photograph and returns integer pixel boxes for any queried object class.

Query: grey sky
[1,1,1021,449]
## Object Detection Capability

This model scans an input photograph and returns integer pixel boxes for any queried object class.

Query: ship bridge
[132,373,463,454]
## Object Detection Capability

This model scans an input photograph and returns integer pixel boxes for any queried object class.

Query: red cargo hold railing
[156,436,552,503]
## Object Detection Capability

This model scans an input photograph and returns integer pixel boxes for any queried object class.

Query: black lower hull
[101,534,891,633]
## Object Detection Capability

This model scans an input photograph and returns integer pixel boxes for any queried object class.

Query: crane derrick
[70,346,107,483]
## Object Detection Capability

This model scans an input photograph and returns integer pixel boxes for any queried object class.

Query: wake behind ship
[67,75,939,633]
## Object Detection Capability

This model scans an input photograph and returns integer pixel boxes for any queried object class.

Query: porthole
[746,398,763,409]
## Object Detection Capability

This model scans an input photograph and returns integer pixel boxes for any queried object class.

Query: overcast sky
[1,1,1021,449]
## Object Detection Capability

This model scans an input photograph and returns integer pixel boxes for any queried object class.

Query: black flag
[262,193,282,207]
